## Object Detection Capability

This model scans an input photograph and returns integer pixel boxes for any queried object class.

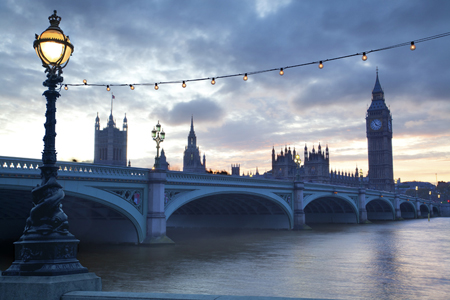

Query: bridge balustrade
[0,156,148,181]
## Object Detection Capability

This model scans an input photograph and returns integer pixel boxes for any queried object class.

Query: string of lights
[63,31,450,91]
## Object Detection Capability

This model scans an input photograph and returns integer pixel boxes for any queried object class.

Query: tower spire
[372,68,384,95]
[108,94,116,127]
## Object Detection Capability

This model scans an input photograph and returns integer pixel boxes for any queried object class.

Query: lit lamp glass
[160,130,165,139]
[33,11,74,70]
[156,121,161,132]
[151,127,157,138]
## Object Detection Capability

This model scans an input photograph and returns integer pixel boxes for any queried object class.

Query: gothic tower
[94,96,128,166]
[366,71,394,192]
[183,116,206,173]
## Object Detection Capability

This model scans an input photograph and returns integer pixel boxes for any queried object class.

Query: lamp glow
[106,85,110,91]
[154,83,159,90]
[279,68,284,76]
[243,73,248,81]
[319,61,323,69]
[130,84,135,90]
[410,41,416,50]
[211,78,215,85]
[182,81,186,88]
[64,85,68,90]
[83,79,87,85]
[33,11,74,70]
[362,52,367,61]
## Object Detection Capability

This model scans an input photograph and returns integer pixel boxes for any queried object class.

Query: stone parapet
[62,291,331,300]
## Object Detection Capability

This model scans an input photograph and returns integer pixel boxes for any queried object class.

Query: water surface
[1,219,449,299]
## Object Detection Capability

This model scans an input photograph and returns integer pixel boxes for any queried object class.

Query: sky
[0,0,449,184]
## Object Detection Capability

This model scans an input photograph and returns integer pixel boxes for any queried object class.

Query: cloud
[0,0,449,183]
[151,97,225,126]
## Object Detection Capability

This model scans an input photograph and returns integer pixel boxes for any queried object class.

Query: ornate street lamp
[2,11,87,276]
[152,120,165,168]
[294,154,301,181]
[359,169,364,188]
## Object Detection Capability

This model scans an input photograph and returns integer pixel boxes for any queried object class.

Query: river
[1,218,449,299]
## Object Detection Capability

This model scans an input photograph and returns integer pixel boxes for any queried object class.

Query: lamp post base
[2,233,87,276]
[0,273,101,300]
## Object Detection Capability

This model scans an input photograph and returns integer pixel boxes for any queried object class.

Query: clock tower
[366,71,394,192]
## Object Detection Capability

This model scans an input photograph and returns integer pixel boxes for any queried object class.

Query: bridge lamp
[294,154,301,181]
[152,120,165,169]
[34,11,73,72]
[2,11,88,276]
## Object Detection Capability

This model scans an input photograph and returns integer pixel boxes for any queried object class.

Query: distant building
[366,70,395,192]
[159,148,170,170]
[183,116,206,173]
[231,164,240,176]
[94,103,128,166]
[303,144,330,183]
[271,146,298,180]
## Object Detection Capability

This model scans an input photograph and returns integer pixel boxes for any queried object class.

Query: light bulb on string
[83,79,87,85]
[182,81,186,88]
[154,83,159,90]
[211,78,216,85]
[130,84,135,90]
[362,52,367,61]
[410,41,416,50]
[319,61,323,69]
[243,73,248,81]
[64,85,68,90]
[279,68,284,76]
[106,85,110,91]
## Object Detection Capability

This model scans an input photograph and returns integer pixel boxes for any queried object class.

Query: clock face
[370,119,382,130]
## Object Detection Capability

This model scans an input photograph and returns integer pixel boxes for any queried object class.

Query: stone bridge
[0,156,439,244]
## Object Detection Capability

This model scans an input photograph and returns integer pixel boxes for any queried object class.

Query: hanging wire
[63,31,450,90]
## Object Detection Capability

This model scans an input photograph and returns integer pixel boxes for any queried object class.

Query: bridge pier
[143,170,173,244]
[416,201,422,218]
[358,188,369,223]
[293,182,310,230]
[394,194,403,220]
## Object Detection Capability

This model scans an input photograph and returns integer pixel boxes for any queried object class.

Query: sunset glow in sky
[0,0,449,184]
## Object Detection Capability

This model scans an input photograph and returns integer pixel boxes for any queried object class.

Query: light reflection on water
[2,219,450,299]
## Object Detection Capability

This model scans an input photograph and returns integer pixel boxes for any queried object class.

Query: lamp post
[2,11,87,276]
[359,169,364,188]
[294,154,301,181]
[152,120,165,168]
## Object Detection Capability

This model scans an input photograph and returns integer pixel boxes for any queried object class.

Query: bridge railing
[166,171,293,189]
[0,156,149,181]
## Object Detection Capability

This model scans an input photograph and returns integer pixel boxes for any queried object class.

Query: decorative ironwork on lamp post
[152,120,165,168]
[294,154,301,181]
[2,11,88,276]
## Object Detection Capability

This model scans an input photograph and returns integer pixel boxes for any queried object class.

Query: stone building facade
[94,109,128,166]
[183,116,206,173]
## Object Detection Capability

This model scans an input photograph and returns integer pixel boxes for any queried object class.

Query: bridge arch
[0,181,145,243]
[165,188,293,229]
[432,206,439,216]
[366,198,395,221]
[420,204,430,216]
[62,187,145,243]
[303,193,359,223]
[400,201,416,219]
